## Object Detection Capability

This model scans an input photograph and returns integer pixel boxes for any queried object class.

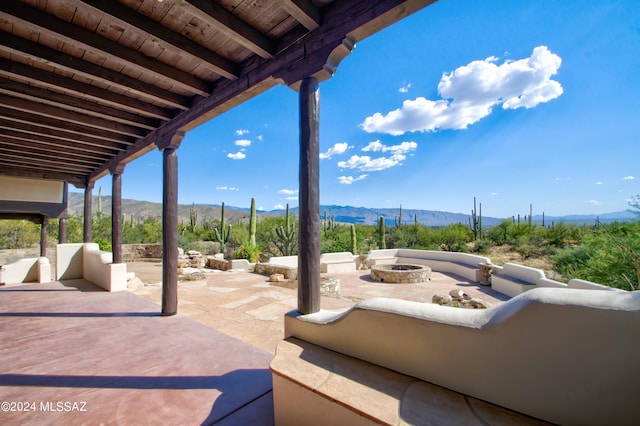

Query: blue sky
[84,0,640,218]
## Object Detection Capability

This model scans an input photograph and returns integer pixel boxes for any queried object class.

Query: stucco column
[40,216,49,257]
[83,181,94,243]
[156,131,185,316]
[110,162,125,263]
[298,76,321,314]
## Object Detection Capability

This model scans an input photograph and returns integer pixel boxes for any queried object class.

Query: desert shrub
[473,239,492,254]
[233,242,261,263]
[93,238,112,252]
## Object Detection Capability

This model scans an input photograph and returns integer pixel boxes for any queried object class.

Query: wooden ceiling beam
[0,32,191,110]
[0,151,95,173]
[0,121,122,154]
[0,58,174,121]
[278,0,321,31]
[184,0,275,59]
[0,108,136,147]
[0,95,148,139]
[0,79,160,130]
[0,166,86,187]
[0,129,118,157]
[0,142,107,166]
[0,2,211,96]
[78,0,239,80]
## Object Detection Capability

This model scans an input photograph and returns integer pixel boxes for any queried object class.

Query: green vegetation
[2,196,638,291]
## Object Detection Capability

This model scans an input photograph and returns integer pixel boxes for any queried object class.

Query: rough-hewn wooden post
[298,76,321,314]
[110,162,125,263]
[58,217,67,244]
[40,216,48,257]
[157,131,185,316]
[83,181,94,243]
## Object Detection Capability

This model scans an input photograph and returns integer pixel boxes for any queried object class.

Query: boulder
[432,294,453,305]
[269,273,285,282]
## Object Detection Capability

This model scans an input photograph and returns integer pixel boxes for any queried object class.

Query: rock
[449,289,468,300]
[320,276,340,295]
[186,250,201,256]
[126,274,144,290]
[469,298,490,309]
[432,294,453,305]
[269,273,285,282]
[186,271,207,281]
[177,258,189,268]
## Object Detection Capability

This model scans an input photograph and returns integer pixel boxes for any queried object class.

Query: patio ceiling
[0,0,434,188]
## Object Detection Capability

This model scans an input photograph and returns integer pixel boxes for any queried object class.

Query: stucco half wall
[284,288,640,425]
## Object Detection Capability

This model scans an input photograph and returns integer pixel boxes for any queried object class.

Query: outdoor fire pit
[370,264,431,284]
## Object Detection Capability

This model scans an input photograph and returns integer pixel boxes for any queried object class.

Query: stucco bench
[279,289,640,425]
[491,263,548,297]
[320,252,357,273]
[367,249,490,282]
[0,257,51,285]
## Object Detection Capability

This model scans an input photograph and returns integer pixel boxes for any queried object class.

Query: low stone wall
[254,262,297,280]
[122,244,163,262]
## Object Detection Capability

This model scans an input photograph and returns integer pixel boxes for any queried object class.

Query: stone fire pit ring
[370,263,431,284]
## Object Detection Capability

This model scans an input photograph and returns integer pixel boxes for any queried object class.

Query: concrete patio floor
[0,280,274,425]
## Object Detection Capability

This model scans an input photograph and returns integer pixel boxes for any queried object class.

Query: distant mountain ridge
[67,193,635,227]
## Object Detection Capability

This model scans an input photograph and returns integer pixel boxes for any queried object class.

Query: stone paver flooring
[128,262,509,354]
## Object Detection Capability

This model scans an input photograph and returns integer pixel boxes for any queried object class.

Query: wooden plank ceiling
[0,0,434,188]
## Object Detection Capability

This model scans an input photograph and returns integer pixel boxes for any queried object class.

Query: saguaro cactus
[189,202,198,233]
[276,203,295,256]
[249,197,257,247]
[378,216,386,249]
[469,196,482,240]
[351,224,357,254]
[97,186,103,219]
[213,202,232,254]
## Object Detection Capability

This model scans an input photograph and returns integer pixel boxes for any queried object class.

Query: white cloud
[227,152,246,160]
[491,192,499,196]
[320,142,350,159]
[338,140,417,172]
[595,181,603,185]
[285,196,298,201]
[338,154,407,172]
[256,135,263,141]
[362,140,417,154]
[338,174,368,184]
[278,189,298,195]
[235,139,251,147]
[215,186,239,191]
[623,176,635,180]
[235,129,249,136]
[361,46,563,135]
[585,199,600,205]
[399,83,411,93]
[274,204,285,210]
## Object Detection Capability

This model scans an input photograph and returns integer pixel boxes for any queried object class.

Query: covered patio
[0,279,274,424]
[0,1,438,424]
[0,0,435,316]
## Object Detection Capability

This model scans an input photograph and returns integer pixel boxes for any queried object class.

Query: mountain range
[67,193,635,227]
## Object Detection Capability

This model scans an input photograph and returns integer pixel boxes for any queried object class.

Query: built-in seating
[320,251,358,273]
[57,243,127,291]
[367,248,490,282]
[275,288,640,425]
[0,257,51,285]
